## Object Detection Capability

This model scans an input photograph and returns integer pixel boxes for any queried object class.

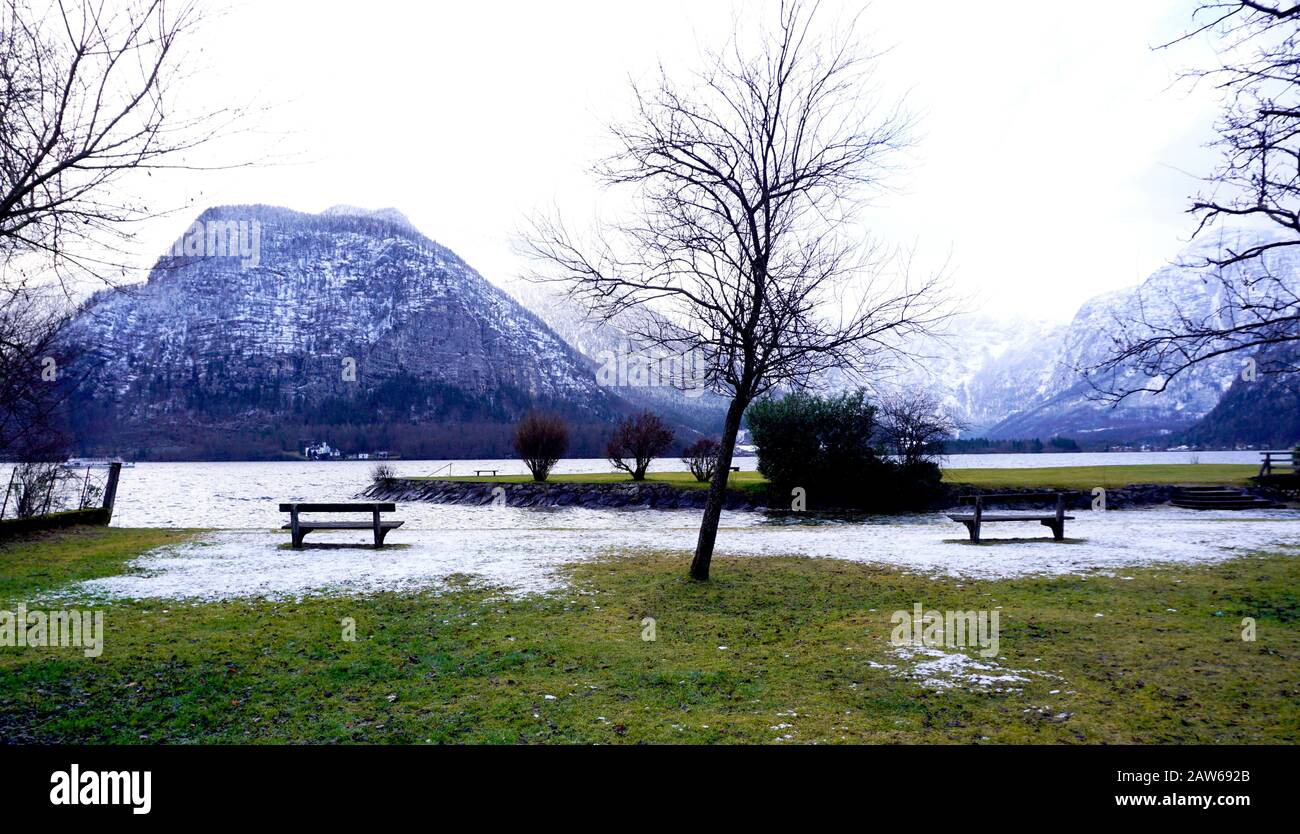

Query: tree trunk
[689,396,747,580]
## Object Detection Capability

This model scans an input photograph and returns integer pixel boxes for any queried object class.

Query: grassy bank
[0,526,197,601]
[410,469,768,493]
[406,463,1257,494]
[1,526,1296,743]
[941,463,1258,490]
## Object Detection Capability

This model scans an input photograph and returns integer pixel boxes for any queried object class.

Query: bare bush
[876,390,963,467]
[514,412,570,482]
[607,412,675,481]
[10,461,61,518]
[370,463,396,484]
[681,437,721,483]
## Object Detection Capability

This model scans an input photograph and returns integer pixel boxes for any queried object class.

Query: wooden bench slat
[958,493,1060,503]
[280,521,404,530]
[948,513,1076,522]
[278,502,396,512]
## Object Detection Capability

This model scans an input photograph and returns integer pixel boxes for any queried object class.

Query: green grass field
[1,525,1295,743]
[408,463,1258,492]
[941,464,1258,490]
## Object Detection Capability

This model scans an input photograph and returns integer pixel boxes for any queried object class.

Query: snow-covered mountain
[498,278,729,429]
[868,315,1066,435]
[505,223,1295,447]
[73,206,1288,458]
[982,225,1300,443]
[62,205,635,458]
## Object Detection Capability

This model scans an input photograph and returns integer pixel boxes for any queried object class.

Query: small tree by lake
[607,412,675,481]
[747,390,885,508]
[876,390,962,468]
[11,461,62,519]
[514,412,570,482]
[681,437,721,483]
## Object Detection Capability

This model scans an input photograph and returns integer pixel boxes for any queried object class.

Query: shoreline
[364,473,1284,511]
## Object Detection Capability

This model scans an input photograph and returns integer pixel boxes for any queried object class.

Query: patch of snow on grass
[62,505,1300,601]
[889,644,1052,692]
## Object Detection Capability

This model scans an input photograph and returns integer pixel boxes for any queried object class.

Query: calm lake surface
[96,451,1265,529]
[10,450,1292,600]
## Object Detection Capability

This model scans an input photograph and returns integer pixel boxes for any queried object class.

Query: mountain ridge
[61,204,653,459]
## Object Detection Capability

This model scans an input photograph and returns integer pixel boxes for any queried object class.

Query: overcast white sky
[137,0,1226,324]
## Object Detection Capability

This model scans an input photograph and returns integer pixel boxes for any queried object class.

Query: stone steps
[1171,486,1282,511]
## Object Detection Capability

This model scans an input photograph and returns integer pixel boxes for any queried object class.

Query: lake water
[6,451,1277,600]
[4,451,1293,601]
[101,451,1265,529]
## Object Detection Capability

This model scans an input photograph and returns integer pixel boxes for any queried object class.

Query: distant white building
[304,441,341,460]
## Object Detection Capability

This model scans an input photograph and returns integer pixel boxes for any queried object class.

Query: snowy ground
[64,506,1300,602]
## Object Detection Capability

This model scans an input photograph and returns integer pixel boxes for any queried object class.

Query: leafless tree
[9,459,60,517]
[0,294,72,458]
[523,1,948,579]
[607,410,674,480]
[0,0,246,294]
[876,389,961,467]
[513,411,570,482]
[1091,1,1300,401]
[0,0,245,458]
[681,436,721,482]
[370,463,396,484]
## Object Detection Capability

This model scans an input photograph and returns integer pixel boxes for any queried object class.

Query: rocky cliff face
[63,205,629,458]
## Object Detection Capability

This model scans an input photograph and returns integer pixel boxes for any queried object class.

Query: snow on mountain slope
[985,225,1300,442]
[62,205,628,457]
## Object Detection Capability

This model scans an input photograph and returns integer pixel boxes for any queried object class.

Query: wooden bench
[947,493,1073,543]
[1257,451,1297,477]
[474,469,498,477]
[1254,450,1300,494]
[278,502,403,548]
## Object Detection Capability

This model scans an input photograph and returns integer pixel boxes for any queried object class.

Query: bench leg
[963,521,980,542]
[291,511,303,549]
[1041,520,1065,540]
[376,528,391,547]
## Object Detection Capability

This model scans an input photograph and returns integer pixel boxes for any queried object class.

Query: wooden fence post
[100,462,122,524]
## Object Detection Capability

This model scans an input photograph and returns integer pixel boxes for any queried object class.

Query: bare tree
[0,0,245,293]
[876,389,961,467]
[513,411,570,482]
[681,436,721,482]
[607,411,674,480]
[0,294,72,458]
[523,1,948,579]
[9,460,61,517]
[0,0,245,459]
[1091,1,1300,401]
